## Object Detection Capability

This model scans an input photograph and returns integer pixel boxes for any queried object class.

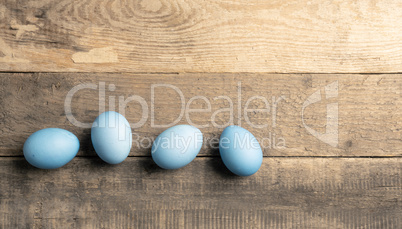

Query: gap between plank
[1,71,402,75]
[1,155,401,158]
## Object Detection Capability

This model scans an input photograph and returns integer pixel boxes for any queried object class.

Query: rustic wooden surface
[1,0,401,228]
[1,0,402,73]
[1,157,401,228]
[0,73,401,157]
[0,73,401,228]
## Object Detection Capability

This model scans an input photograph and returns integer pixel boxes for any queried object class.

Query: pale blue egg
[219,125,263,176]
[23,128,79,169]
[152,125,203,169]
[91,111,132,164]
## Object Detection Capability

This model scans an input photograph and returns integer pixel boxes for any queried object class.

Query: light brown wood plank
[0,0,402,73]
[0,157,400,228]
[0,73,401,157]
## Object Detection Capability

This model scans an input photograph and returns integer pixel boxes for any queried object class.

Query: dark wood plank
[0,0,402,73]
[0,157,400,228]
[1,73,401,157]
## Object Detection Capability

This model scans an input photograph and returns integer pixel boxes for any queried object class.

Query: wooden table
[0,1,401,228]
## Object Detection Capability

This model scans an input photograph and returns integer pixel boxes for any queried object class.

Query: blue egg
[91,111,132,164]
[152,125,203,169]
[23,128,79,169]
[219,125,263,176]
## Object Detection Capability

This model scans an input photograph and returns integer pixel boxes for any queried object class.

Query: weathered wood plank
[0,157,400,228]
[0,73,401,157]
[0,0,402,73]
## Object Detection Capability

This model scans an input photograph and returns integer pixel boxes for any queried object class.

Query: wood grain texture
[1,0,402,73]
[0,157,400,228]
[1,73,401,157]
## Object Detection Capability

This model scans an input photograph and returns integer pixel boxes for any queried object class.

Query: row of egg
[24,111,263,176]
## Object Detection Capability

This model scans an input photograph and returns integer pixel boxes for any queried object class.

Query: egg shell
[152,125,203,169]
[219,125,263,176]
[91,111,132,164]
[23,128,79,169]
